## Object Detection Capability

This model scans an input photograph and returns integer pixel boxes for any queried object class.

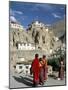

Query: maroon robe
[39,62,44,84]
[42,59,48,80]
[58,64,64,80]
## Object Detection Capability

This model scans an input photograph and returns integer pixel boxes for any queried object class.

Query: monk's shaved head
[35,54,39,58]
[43,55,46,58]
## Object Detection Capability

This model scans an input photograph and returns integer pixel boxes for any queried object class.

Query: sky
[10,1,66,29]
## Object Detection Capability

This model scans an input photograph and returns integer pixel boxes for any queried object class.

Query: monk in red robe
[58,57,64,80]
[42,55,48,81]
[31,54,40,87]
[39,58,44,85]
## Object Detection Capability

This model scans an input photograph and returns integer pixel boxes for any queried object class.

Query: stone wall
[10,50,48,63]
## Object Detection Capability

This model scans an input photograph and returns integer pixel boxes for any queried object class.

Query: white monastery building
[17,42,35,50]
[10,22,24,30]
[14,57,53,75]
[33,21,45,27]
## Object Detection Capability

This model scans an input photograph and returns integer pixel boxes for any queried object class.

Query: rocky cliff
[10,19,66,54]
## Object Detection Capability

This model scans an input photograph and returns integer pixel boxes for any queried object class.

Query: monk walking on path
[42,55,48,81]
[39,58,44,85]
[58,57,64,80]
[31,54,40,87]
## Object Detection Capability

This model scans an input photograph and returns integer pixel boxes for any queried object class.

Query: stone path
[9,72,66,89]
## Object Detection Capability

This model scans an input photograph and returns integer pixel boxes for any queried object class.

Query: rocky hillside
[51,18,65,38]
[27,21,56,53]
[9,19,66,64]
[51,18,66,45]
[10,19,66,54]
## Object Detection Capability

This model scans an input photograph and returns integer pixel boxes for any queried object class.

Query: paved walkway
[10,72,66,89]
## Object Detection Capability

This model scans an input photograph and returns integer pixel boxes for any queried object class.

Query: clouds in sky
[30,3,54,12]
[10,9,14,16]
[10,9,24,23]
[13,10,23,15]
[10,1,66,28]
[35,3,53,10]
[10,9,17,22]
[52,13,61,18]
[10,9,23,16]
[30,3,64,20]
[10,16,17,22]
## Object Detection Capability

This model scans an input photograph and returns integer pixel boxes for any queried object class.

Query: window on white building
[14,65,16,69]
[26,66,29,69]
[19,66,22,69]
[26,71,28,74]
[24,43,26,45]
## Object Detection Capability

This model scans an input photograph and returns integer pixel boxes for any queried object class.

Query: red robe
[32,58,40,84]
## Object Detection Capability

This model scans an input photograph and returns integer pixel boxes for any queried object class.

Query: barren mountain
[27,21,56,53]
[51,18,66,38]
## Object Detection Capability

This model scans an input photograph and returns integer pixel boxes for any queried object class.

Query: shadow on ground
[13,76,33,87]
